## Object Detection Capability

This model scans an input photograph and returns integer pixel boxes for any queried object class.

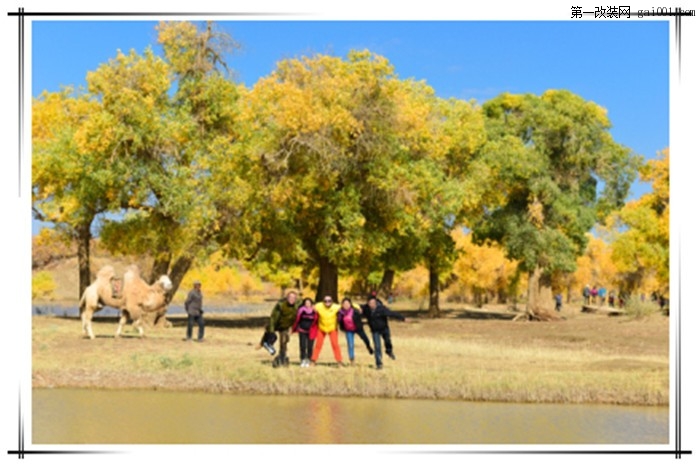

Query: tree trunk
[150,251,172,284]
[538,271,553,310]
[473,287,484,308]
[428,262,441,318]
[77,223,92,300]
[149,255,193,328]
[526,267,554,312]
[315,256,338,302]
[166,255,194,304]
[516,266,557,321]
[378,269,395,297]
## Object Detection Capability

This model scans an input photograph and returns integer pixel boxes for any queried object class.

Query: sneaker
[376,364,383,370]
[387,352,396,360]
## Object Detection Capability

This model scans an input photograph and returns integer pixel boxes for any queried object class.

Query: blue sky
[32,20,669,234]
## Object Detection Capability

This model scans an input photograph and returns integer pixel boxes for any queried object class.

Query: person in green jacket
[268,290,300,367]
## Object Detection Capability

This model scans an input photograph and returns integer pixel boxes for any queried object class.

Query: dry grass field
[32,303,669,406]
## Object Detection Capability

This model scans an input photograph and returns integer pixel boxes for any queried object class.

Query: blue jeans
[187,313,204,340]
[345,331,356,360]
[371,328,392,367]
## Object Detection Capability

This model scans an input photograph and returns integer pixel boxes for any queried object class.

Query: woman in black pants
[292,297,318,367]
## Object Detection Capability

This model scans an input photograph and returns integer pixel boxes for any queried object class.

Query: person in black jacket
[184,280,204,342]
[361,296,405,369]
[337,298,373,365]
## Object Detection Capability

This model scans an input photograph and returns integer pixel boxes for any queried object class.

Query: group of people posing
[262,290,406,370]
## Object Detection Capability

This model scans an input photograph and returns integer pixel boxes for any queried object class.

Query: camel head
[157,275,173,292]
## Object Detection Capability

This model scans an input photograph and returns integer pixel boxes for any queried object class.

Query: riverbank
[32,304,669,406]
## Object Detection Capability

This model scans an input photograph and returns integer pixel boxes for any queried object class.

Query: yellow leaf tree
[609,148,669,299]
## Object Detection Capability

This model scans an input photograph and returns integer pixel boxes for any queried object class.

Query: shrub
[32,271,56,300]
[624,295,659,319]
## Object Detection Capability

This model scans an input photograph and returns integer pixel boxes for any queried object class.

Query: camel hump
[124,266,140,282]
[96,265,116,281]
[123,266,149,292]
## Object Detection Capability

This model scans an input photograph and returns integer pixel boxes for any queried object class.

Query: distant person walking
[583,285,591,305]
[267,290,301,367]
[598,286,607,306]
[554,293,562,312]
[184,280,204,342]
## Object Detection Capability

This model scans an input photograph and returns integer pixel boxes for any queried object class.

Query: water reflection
[33,388,668,444]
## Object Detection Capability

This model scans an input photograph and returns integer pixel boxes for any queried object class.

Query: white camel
[78,264,173,339]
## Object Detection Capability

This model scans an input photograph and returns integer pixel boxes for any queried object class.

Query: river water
[32,388,667,444]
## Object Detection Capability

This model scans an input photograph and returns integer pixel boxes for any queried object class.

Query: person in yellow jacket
[310,295,343,366]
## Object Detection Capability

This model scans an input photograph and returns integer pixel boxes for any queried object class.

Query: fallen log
[581,305,626,316]
[513,307,563,322]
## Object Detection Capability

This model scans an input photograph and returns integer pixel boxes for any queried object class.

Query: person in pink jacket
[292,298,318,368]
[337,297,373,365]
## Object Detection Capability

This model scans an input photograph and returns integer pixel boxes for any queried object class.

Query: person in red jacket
[292,298,319,368]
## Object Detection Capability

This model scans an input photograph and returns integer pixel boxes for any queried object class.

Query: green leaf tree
[32,88,119,298]
[90,21,244,304]
[34,21,247,307]
[237,50,410,302]
[473,90,639,317]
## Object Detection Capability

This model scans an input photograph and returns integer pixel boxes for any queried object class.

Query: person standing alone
[185,280,204,342]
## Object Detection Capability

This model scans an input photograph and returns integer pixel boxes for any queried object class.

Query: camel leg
[134,318,145,338]
[81,309,95,339]
[115,312,128,338]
